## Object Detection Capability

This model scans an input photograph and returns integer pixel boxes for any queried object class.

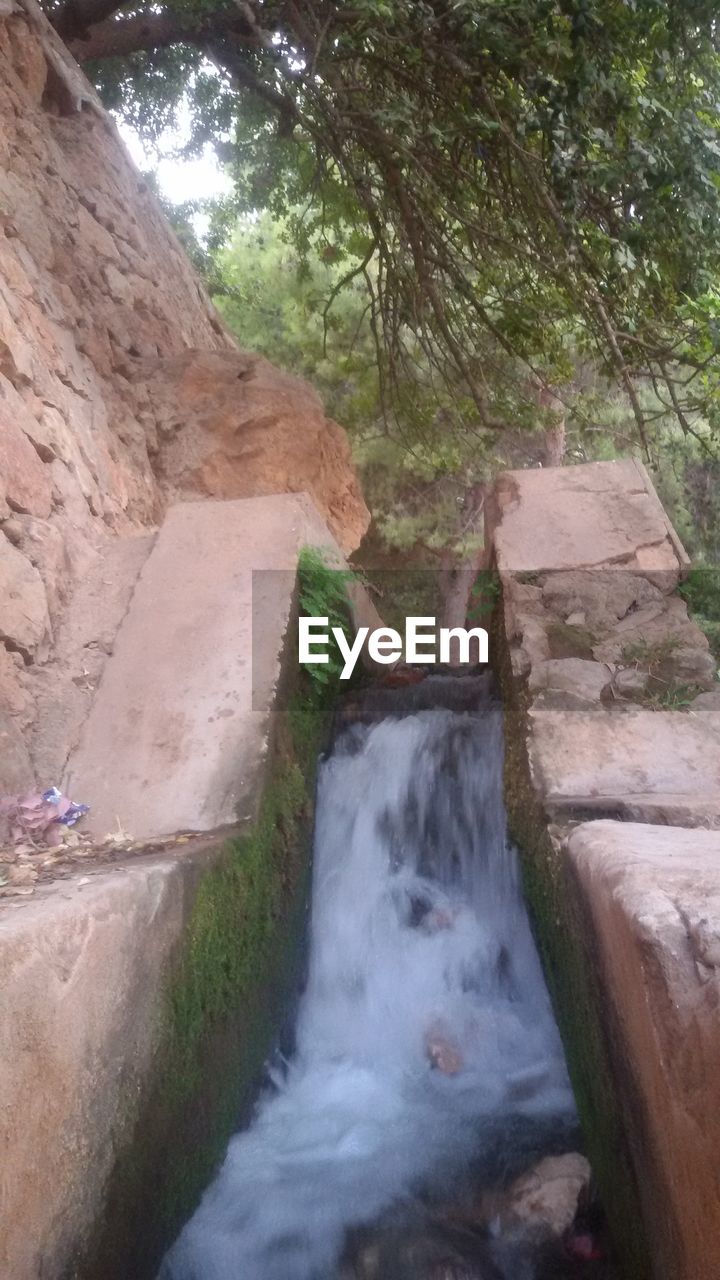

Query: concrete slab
[0,857,188,1280]
[566,820,720,1280]
[64,493,339,840]
[490,458,689,578]
[529,704,720,825]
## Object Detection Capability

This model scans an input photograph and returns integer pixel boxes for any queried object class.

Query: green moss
[679,567,720,663]
[699,617,720,662]
[492,600,653,1280]
[74,676,334,1280]
[297,544,357,686]
[167,759,307,1066]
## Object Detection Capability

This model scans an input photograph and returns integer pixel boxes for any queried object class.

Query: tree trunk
[437,551,486,633]
[436,482,488,662]
[536,384,566,467]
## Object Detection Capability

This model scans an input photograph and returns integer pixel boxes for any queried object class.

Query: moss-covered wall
[491,598,653,1280]
[71,673,334,1280]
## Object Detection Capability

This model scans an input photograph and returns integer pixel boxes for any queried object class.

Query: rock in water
[484,1152,591,1239]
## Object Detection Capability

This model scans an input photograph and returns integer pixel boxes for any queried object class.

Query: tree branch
[205,39,298,132]
[67,6,263,63]
[55,0,125,42]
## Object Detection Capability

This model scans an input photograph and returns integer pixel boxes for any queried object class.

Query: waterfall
[161,679,576,1280]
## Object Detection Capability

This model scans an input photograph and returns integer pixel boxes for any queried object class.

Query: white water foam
[161,702,575,1279]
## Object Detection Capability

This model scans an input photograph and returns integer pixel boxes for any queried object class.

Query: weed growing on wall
[680,568,720,665]
[297,546,356,686]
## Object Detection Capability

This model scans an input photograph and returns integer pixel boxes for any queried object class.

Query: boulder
[541,569,664,631]
[610,666,648,699]
[592,594,711,671]
[425,1021,464,1075]
[136,349,370,555]
[663,645,717,687]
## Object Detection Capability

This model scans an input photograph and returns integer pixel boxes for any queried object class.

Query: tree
[212,210,496,625]
[46,0,720,461]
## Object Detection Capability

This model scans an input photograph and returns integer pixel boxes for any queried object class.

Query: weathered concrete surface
[566,821,720,1280]
[491,458,689,580]
[489,460,718,830]
[0,858,187,1280]
[0,490,343,1280]
[530,703,720,826]
[64,494,337,841]
[489,459,720,1279]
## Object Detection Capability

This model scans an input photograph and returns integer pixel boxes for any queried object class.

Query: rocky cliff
[0,0,369,793]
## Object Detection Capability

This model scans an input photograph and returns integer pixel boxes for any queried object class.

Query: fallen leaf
[8,864,38,885]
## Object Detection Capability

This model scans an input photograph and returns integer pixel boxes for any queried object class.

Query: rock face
[0,535,52,661]
[567,822,720,1280]
[0,0,369,793]
[138,350,369,553]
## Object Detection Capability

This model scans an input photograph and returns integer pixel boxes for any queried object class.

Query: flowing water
[161,678,578,1280]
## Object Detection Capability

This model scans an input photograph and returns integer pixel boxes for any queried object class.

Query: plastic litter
[41,787,90,827]
[0,787,90,846]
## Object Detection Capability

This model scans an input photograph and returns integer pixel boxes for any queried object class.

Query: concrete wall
[0,493,355,1280]
[488,459,720,1280]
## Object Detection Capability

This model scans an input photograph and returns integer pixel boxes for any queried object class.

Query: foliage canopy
[48,0,720,456]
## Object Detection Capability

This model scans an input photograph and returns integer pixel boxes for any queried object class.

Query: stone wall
[488,459,720,1280]
[0,0,369,795]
